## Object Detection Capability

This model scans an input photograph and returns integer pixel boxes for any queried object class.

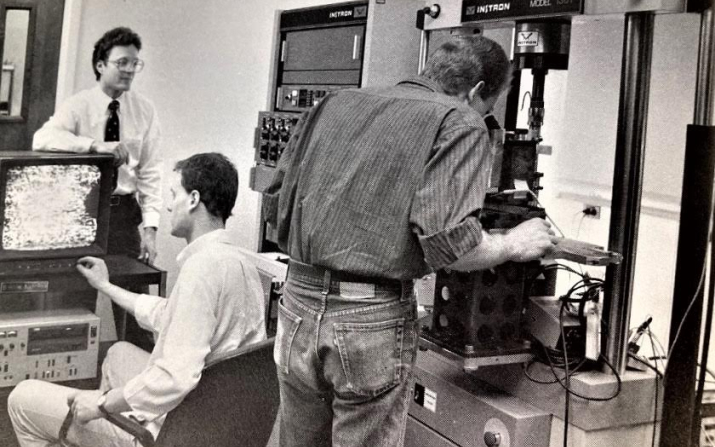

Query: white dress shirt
[122,229,267,437]
[32,86,163,228]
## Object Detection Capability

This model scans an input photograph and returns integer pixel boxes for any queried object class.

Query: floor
[0,388,20,447]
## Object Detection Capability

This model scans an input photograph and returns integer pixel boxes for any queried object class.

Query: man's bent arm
[33,101,94,153]
[447,218,557,272]
[94,281,144,315]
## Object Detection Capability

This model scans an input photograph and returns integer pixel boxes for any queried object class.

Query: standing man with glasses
[33,27,162,349]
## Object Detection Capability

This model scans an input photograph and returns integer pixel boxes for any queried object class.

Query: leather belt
[288,260,405,289]
[109,194,132,207]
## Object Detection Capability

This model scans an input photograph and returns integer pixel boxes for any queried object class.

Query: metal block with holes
[421,262,541,364]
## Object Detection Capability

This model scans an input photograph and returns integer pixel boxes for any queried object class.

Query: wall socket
[583,205,601,219]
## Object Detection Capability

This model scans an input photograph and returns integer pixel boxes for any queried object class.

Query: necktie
[105,100,120,190]
[105,100,120,142]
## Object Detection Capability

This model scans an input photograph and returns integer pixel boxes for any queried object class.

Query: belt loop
[401,280,414,302]
[322,270,331,295]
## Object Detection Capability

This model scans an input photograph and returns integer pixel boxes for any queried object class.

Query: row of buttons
[0,331,18,338]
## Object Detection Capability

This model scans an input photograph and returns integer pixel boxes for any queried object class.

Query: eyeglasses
[107,58,145,73]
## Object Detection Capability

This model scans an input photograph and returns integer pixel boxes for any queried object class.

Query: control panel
[254,111,301,167]
[277,85,350,112]
[0,309,100,387]
[0,258,78,277]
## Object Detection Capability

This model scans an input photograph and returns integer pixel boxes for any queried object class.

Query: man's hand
[504,218,559,262]
[140,227,158,264]
[90,141,129,166]
[67,390,104,424]
[76,256,111,290]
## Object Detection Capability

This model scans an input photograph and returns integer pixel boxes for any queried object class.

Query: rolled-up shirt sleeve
[122,257,218,422]
[410,111,494,271]
[133,294,167,335]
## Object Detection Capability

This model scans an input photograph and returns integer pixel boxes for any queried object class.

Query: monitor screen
[3,164,102,251]
[0,152,114,263]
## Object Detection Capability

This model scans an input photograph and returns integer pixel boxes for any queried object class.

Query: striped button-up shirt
[263,76,493,280]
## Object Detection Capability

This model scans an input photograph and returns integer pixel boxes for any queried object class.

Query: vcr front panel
[0,309,100,387]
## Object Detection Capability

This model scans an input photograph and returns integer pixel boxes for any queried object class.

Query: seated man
[8,152,267,447]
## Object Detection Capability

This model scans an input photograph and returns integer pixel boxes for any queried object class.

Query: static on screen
[2,165,101,250]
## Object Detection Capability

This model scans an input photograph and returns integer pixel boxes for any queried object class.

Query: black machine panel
[277,1,367,99]
[280,1,368,30]
[461,0,583,22]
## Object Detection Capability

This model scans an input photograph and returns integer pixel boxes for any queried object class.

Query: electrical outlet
[583,205,601,219]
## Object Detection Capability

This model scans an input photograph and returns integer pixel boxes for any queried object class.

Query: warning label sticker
[414,383,437,413]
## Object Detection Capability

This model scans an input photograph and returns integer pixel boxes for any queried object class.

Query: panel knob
[484,431,502,446]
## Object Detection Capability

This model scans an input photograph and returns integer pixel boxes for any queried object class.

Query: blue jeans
[274,264,418,447]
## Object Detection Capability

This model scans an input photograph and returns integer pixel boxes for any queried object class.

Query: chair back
[154,337,279,447]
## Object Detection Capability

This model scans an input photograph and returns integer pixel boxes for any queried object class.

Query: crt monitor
[0,151,114,265]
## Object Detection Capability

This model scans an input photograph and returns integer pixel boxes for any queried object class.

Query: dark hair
[421,35,511,100]
[92,27,142,81]
[174,153,239,223]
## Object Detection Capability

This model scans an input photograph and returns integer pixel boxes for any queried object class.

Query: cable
[520,91,532,111]
[647,329,667,374]
[524,360,560,384]
[575,213,587,240]
[645,326,662,447]
[523,357,586,385]
[664,259,707,378]
[541,347,622,401]
[696,244,715,445]
[522,269,621,446]
[654,371,660,447]
[560,301,571,447]
[627,353,663,379]
[570,209,584,237]
[529,192,566,237]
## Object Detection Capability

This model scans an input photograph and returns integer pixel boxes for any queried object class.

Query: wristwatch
[97,391,111,416]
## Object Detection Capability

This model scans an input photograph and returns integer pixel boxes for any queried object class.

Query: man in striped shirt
[264,35,557,447]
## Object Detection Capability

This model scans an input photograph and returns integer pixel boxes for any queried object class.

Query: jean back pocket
[333,318,412,397]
